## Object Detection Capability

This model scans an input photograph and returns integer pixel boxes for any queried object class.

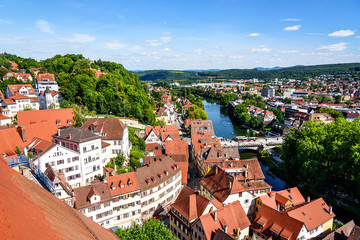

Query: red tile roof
[37,73,55,82]
[0,157,119,240]
[74,181,113,209]
[259,187,305,210]
[17,108,74,128]
[81,118,127,140]
[26,137,53,153]
[171,186,213,222]
[199,201,251,240]
[7,84,36,96]
[105,172,140,197]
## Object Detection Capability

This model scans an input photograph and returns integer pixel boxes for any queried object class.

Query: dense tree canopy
[114,218,177,240]
[282,119,360,197]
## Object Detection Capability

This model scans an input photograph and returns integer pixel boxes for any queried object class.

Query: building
[155,107,169,124]
[17,108,74,129]
[135,156,183,219]
[74,172,141,229]
[144,125,180,144]
[6,84,37,98]
[73,156,182,230]
[35,73,59,93]
[252,198,335,240]
[37,87,62,109]
[311,113,335,124]
[283,88,295,98]
[0,156,120,240]
[3,72,33,82]
[194,201,251,240]
[200,164,271,221]
[169,186,222,240]
[261,86,275,98]
[53,127,107,185]
[81,118,131,160]
[0,113,11,125]
[321,220,360,240]
[0,94,40,118]
[254,187,305,214]
[191,119,215,136]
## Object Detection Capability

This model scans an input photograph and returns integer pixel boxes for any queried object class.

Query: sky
[0,0,359,70]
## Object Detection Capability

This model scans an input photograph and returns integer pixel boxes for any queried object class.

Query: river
[202,98,287,191]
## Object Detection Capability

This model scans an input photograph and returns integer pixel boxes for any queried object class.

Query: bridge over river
[219,136,284,151]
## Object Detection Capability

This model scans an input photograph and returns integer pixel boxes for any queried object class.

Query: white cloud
[0,35,30,43]
[328,30,355,37]
[0,18,11,24]
[36,20,54,34]
[356,36,360,38]
[145,40,162,46]
[249,33,260,37]
[65,34,96,44]
[251,47,272,52]
[229,55,244,59]
[280,18,303,21]
[284,25,301,31]
[160,36,171,43]
[317,42,348,51]
[163,48,171,52]
[279,50,299,53]
[105,41,127,50]
[141,51,158,56]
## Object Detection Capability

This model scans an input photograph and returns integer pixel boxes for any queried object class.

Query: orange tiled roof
[37,73,55,82]
[7,84,36,96]
[0,156,119,240]
[81,118,127,140]
[105,172,140,197]
[17,109,74,128]
[199,201,251,240]
[259,187,305,210]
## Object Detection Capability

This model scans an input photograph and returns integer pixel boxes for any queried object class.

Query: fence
[4,155,29,168]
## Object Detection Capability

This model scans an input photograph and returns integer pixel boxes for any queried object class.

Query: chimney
[57,128,61,136]
[224,224,228,233]
[246,163,248,169]
[68,134,71,140]
[307,196,310,203]
[329,206,333,215]
[17,126,27,142]
[215,166,218,175]
[229,179,232,189]
[244,170,248,178]
[254,174,256,181]
[214,211,217,222]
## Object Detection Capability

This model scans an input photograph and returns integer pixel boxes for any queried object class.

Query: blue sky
[0,0,359,70]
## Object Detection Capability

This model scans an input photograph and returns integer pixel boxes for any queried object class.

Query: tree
[60,100,71,108]
[269,108,284,123]
[284,97,291,104]
[15,145,22,155]
[0,68,8,77]
[72,104,95,127]
[114,218,177,240]
[114,153,125,168]
[315,108,344,119]
[249,116,263,129]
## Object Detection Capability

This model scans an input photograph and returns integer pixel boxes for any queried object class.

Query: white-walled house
[6,84,37,98]
[52,127,108,185]
[35,73,59,93]
[81,118,131,161]
[38,87,62,109]
[0,94,40,118]
[0,114,11,125]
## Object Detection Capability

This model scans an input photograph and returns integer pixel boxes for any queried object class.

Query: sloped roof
[73,181,112,209]
[0,157,119,240]
[171,186,212,222]
[53,127,101,143]
[7,84,36,96]
[252,204,304,240]
[17,109,74,128]
[37,73,55,82]
[259,187,305,210]
[321,220,360,240]
[81,118,127,140]
[44,165,73,196]
[26,137,53,152]
[105,172,140,197]
[287,198,335,231]
[199,201,251,240]
[135,156,182,191]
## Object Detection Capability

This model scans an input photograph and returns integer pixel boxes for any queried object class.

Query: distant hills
[135,63,360,82]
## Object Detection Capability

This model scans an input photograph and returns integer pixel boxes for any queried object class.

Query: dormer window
[145,178,150,185]
[151,176,156,182]
[157,173,163,179]
[163,170,168,176]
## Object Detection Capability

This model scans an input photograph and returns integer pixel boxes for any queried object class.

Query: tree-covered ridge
[136,63,360,82]
[0,53,156,125]
[281,118,360,198]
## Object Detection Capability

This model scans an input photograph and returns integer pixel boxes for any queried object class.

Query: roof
[0,157,119,240]
[81,118,127,140]
[105,172,140,197]
[53,127,101,143]
[199,201,251,240]
[73,181,112,209]
[6,84,36,96]
[145,125,178,138]
[164,140,189,159]
[311,113,335,121]
[259,187,305,210]
[37,73,55,82]
[44,165,73,196]
[287,198,335,231]
[252,204,304,240]
[322,220,360,240]
[17,109,74,128]
[171,186,212,222]
[200,165,271,203]
[134,156,182,191]
[0,113,11,120]
[26,137,53,153]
